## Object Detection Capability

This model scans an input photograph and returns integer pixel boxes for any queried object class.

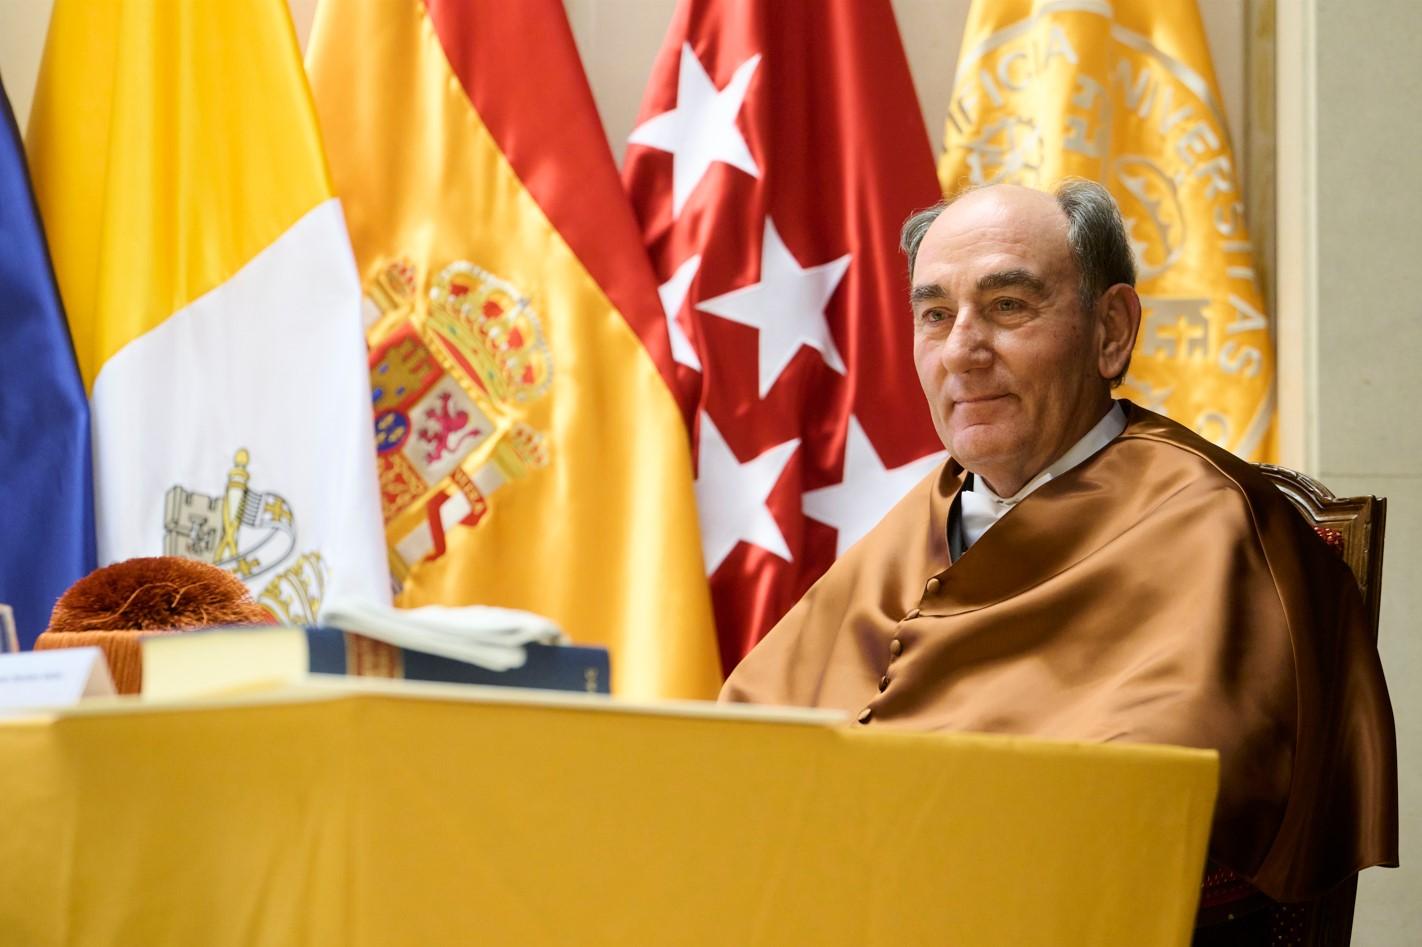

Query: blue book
[304,626,610,695]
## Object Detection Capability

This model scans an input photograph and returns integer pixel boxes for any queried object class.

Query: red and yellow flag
[939,0,1275,460]
[307,0,720,698]
[622,0,946,669]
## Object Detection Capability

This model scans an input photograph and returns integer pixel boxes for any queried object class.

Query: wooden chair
[1195,465,1387,947]
[1260,465,1387,642]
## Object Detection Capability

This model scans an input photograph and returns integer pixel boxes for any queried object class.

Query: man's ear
[1097,284,1141,381]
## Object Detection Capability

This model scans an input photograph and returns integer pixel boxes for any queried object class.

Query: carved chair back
[1257,464,1387,644]
[1196,465,1387,947]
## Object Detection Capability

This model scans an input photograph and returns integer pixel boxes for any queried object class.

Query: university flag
[0,79,93,648]
[624,0,946,669]
[939,0,1276,460]
[26,1,390,624]
[306,0,721,698]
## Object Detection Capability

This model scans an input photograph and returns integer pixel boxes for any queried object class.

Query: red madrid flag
[624,0,945,672]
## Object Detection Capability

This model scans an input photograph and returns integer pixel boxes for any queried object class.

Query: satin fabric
[29,0,331,391]
[722,401,1397,902]
[306,0,721,698]
[959,402,1125,550]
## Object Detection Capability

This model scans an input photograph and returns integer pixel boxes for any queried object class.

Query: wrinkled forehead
[913,186,1074,288]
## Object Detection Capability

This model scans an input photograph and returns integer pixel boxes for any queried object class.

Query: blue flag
[0,78,94,648]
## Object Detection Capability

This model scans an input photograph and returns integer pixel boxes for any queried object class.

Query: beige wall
[1278,1,1422,942]
[0,0,47,120]
[2,0,1415,941]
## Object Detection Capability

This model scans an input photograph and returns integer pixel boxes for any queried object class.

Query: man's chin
[944,429,1023,474]
[946,426,1019,466]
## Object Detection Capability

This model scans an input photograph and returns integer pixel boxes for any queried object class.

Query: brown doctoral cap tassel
[34,556,275,694]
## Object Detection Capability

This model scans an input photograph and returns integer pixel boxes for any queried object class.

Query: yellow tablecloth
[0,679,1217,945]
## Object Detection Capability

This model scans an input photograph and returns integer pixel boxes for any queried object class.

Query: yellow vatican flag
[27,0,389,621]
[307,0,721,698]
[939,0,1275,460]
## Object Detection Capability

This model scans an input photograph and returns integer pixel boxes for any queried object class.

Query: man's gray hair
[899,178,1137,383]
[900,178,1136,312]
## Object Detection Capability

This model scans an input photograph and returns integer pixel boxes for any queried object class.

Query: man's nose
[941,308,993,372]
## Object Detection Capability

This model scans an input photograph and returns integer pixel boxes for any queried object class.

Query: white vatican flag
[28,0,390,621]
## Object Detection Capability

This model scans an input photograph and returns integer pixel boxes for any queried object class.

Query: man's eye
[992,297,1022,312]
[919,308,951,325]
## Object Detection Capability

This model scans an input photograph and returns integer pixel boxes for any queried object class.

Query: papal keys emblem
[164,448,327,624]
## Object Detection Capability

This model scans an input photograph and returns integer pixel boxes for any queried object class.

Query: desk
[0,678,1216,945]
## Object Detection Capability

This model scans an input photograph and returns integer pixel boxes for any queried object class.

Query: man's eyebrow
[909,284,947,304]
[977,268,1047,295]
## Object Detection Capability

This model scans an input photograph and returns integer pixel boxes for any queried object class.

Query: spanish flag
[27,1,390,621]
[939,0,1275,461]
[307,0,721,698]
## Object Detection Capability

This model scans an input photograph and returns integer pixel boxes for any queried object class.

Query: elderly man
[721,181,1396,908]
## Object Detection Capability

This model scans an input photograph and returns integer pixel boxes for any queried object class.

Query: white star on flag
[802,415,947,556]
[695,412,799,574]
[627,43,761,217]
[697,218,850,398]
[657,254,702,371]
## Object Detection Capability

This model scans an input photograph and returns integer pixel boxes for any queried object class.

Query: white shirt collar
[971,401,1127,507]
[956,401,1126,553]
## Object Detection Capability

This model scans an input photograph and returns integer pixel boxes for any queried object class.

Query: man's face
[909,186,1110,497]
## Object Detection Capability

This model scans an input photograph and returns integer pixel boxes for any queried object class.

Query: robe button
[926,577,942,595]
[857,707,873,724]
[889,638,903,657]
[879,675,889,692]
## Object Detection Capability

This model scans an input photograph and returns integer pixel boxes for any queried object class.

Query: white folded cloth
[317,594,568,672]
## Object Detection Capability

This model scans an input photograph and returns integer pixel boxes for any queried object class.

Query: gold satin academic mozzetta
[723,403,1396,902]
[939,0,1275,460]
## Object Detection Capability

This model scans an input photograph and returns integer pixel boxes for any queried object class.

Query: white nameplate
[0,648,115,713]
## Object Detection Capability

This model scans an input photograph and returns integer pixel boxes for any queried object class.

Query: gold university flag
[939,0,1275,460]
[307,0,721,698]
